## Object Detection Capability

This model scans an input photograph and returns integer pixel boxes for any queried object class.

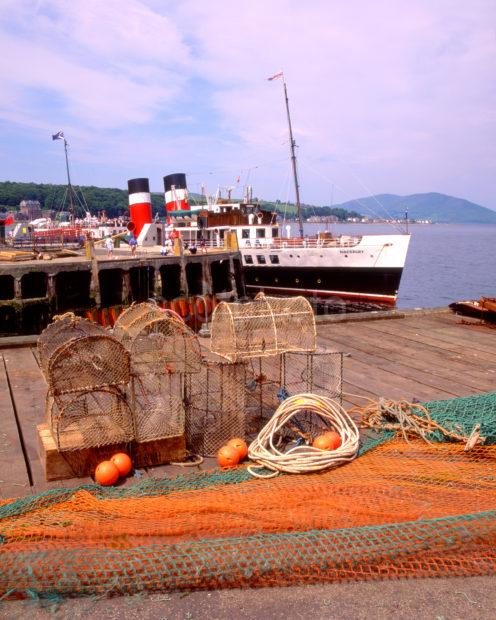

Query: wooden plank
[318,323,496,388]
[343,356,456,402]
[318,333,469,398]
[318,328,496,394]
[0,354,31,498]
[134,435,186,468]
[363,319,496,363]
[410,318,496,356]
[396,314,496,353]
[38,423,186,481]
[336,329,495,391]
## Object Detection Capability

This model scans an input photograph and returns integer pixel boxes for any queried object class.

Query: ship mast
[63,137,76,226]
[281,76,304,238]
[52,131,75,226]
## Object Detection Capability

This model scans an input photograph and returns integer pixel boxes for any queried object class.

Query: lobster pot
[38,314,106,377]
[244,349,343,438]
[210,294,316,362]
[112,302,161,343]
[47,388,134,452]
[283,349,343,403]
[130,372,185,442]
[244,354,284,434]
[278,349,344,441]
[184,355,246,456]
[38,315,133,451]
[113,302,202,374]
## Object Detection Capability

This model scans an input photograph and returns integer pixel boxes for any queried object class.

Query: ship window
[256,228,266,238]
[272,228,278,238]
[256,255,266,264]
[269,255,279,264]
[242,229,250,239]
[245,255,253,264]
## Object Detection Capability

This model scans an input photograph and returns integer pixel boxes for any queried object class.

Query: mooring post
[47,274,56,302]
[86,239,101,307]
[13,277,22,300]
[154,267,162,298]
[121,270,131,304]
[228,255,238,300]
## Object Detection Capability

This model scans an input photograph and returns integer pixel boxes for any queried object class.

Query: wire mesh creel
[244,348,343,434]
[184,351,247,456]
[113,302,200,443]
[38,314,105,377]
[39,315,133,452]
[210,294,317,362]
[113,302,202,374]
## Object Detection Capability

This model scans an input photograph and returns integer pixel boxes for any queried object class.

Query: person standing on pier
[105,235,114,258]
[129,236,137,257]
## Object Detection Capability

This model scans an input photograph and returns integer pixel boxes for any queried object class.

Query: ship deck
[1,307,494,499]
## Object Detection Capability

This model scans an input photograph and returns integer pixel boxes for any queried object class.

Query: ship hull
[243,266,403,305]
[239,234,410,306]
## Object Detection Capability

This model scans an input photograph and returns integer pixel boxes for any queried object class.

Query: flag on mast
[267,71,284,81]
[52,131,64,140]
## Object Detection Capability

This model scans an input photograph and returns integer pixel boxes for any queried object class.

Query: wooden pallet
[0,249,37,261]
[37,423,186,481]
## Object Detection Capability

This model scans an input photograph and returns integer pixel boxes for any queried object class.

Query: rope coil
[248,394,359,478]
[350,396,485,450]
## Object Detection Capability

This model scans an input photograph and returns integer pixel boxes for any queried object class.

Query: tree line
[0,181,362,221]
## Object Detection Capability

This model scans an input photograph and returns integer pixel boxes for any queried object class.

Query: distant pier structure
[0,248,244,336]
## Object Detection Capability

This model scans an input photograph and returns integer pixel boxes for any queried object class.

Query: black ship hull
[243,266,404,305]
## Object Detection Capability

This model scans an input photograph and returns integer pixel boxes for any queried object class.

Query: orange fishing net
[1,435,495,599]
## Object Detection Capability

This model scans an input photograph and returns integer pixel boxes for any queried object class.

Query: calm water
[294,223,496,309]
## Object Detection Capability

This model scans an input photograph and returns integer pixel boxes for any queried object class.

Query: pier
[0,245,244,335]
[1,307,494,498]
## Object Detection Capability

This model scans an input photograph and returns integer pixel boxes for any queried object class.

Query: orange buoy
[108,306,118,326]
[217,445,240,468]
[110,453,133,477]
[177,298,188,317]
[312,431,342,451]
[323,430,342,450]
[95,460,120,486]
[227,438,248,461]
[195,297,205,320]
[97,308,110,327]
[86,308,98,323]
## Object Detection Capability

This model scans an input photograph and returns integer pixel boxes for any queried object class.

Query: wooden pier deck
[0,308,495,499]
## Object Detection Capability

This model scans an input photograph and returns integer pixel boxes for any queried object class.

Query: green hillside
[0,181,361,221]
[333,193,496,225]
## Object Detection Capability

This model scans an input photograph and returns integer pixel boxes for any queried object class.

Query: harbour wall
[0,250,245,336]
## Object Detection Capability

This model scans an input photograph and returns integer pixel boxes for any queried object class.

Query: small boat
[449,297,496,323]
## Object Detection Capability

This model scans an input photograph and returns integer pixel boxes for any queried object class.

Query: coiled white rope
[247,394,360,478]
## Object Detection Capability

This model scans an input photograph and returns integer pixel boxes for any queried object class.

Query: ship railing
[181,239,227,253]
[240,236,362,250]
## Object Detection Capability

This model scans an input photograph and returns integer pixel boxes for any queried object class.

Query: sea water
[297,223,496,309]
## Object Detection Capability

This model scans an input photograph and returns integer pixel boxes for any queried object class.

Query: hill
[332,193,496,225]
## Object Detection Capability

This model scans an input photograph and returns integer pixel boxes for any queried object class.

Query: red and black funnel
[128,178,153,237]
[164,173,190,213]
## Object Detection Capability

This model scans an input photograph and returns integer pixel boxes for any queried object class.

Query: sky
[0,0,495,210]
